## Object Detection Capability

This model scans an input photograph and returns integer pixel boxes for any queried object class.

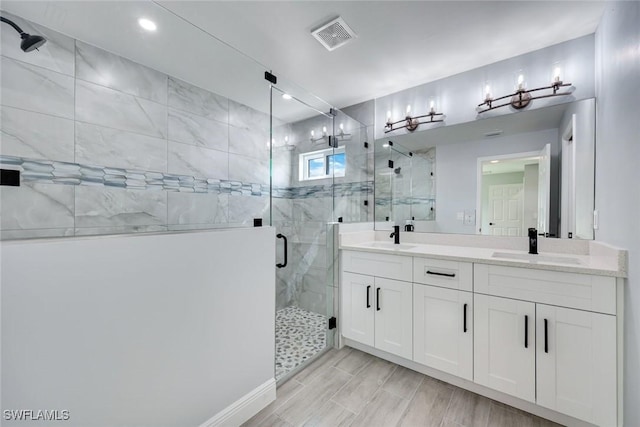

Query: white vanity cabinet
[474,294,536,402]
[341,251,413,359]
[412,257,474,380]
[339,246,623,427]
[535,304,616,426]
[474,264,618,426]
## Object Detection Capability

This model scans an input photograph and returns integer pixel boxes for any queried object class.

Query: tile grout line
[165,75,169,229]
[439,383,458,427]
[72,38,77,236]
[387,373,424,427]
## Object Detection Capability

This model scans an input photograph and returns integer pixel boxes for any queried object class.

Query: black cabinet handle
[376,287,381,311]
[426,270,456,278]
[524,315,529,348]
[276,233,287,268]
[463,303,468,333]
[366,285,371,308]
[544,318,549,353]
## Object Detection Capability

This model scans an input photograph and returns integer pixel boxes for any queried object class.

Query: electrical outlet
[463,210,476,226]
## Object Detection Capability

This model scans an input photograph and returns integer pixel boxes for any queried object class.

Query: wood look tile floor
[243,346,563,427]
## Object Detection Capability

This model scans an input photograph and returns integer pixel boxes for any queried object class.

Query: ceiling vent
[311,17,357,51]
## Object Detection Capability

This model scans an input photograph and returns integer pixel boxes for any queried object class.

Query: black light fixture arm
[384,111,445,134]
[1,15,47,52]
[0,16,25,34]
[477,82,573,113]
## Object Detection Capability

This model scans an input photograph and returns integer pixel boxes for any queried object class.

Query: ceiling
[2,1,606,122]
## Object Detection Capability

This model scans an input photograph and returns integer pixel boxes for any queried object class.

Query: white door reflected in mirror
[477,146,549,237]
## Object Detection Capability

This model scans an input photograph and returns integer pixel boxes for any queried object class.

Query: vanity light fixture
[477,68,574,114]
[335,122,352,142]
[310,127,328,144]
[384,101,445,134]
[138,18,157,32]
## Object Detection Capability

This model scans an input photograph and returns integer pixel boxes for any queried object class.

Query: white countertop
[339,231,627,278]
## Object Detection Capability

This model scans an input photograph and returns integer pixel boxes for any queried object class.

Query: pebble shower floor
[275,306,327,380]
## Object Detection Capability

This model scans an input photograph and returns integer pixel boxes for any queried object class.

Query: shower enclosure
[269,79,371,381]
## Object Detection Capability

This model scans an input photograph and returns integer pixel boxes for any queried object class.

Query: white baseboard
[199,378,276,427]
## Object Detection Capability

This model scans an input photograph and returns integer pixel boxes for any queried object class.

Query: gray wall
[374,35,596,140]
[0,11,272,240]
[1,227,275,427]
[594,3,640,425]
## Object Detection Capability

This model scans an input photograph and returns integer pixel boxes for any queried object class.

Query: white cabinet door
[536,304,617,426]
[374,277,413,359]
[413,284,473,380]
[474,294,536,402]
[341,272,374,347]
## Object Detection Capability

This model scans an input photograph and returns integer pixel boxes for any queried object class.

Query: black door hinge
[328,317,337,330]
[0,169,20,186]
[264,71,277,84]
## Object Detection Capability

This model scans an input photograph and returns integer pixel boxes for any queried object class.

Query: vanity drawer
[413,257,473,291]
[474,264,616,315]
[342,250,412,282]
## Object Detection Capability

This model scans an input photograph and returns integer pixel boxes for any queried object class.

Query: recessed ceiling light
[138,18,157,32]
[282,93,292,100]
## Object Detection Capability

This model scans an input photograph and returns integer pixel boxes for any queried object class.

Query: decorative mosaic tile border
[289,181,374,199]
[0,155,372,200]
[375,196,436,206]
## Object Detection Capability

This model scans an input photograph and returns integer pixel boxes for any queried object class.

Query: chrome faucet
[528,228,538,255]
[390,225,400,244]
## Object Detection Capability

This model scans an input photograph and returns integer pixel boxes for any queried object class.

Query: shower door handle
[276,233,287,268]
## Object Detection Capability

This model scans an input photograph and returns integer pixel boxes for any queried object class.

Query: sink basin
[357,242,417,250]
[492,252,582,265]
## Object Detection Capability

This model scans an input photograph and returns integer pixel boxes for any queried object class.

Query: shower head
[20,33,47,52]
[1,16,47,52]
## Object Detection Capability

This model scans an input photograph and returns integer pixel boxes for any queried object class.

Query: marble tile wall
[0,13,372,322]
[0,12,274,239]
[274,109,374,315]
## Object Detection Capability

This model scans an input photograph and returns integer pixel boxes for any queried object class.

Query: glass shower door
[269,81,336,382]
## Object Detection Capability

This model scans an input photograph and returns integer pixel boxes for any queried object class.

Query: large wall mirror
[374,98,595,239]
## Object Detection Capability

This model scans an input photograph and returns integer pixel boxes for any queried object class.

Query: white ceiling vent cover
[311,17,357,51]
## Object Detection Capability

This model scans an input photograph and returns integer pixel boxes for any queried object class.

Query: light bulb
[310,130,315,137]
[284,136,289,143]
[429,100,435,113]
[517,74,525,90]
[485,84,492,100]
[339,123,344,131]
[406,104,412,115]
[553,67,562,83]
[322,126,327,134]
[386,110,392,122]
